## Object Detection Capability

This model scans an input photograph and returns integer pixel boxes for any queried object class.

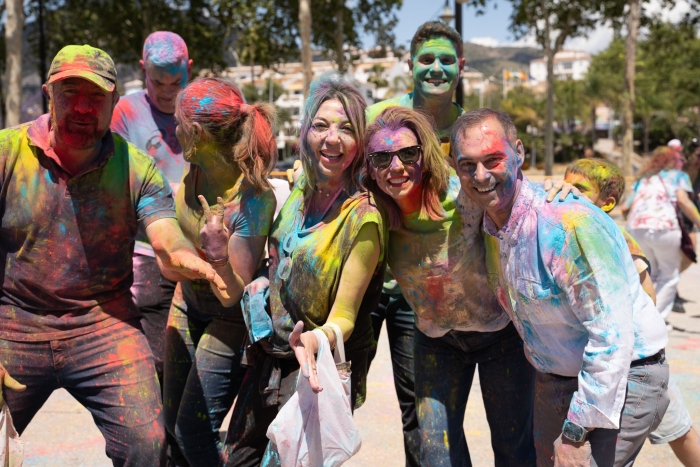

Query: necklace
[307,183,345,223]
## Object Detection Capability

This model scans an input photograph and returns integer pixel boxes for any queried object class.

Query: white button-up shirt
[484,177,667,429]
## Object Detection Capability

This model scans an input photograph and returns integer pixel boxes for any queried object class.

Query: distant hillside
[463,42,543,79]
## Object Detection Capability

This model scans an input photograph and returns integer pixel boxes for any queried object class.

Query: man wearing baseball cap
[0,44,227,467]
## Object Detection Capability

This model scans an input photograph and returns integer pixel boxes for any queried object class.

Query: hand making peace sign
[198,195,231,264]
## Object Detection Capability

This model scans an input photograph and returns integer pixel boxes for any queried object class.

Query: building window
[561,61,573,70]
[366,90,373,99]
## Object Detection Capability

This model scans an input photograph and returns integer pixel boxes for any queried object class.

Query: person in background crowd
[362,106,537,467]
[623,146,700,327]
[110,31,191,387]
[456,108,669,467]
[163,77,277,467]
[110,32,191,465]
[565,158,700,467]
[0,44,226,467]
[220,72,386,467]
[676,139,700,312]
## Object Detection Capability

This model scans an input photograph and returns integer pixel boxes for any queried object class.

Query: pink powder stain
[673,337,700,350]
[142,31,188,63]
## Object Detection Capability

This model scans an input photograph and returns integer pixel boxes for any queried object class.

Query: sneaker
[666,322,674,331]
[672,296,686,314]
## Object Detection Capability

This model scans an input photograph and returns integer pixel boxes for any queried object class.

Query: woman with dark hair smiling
[219,72,387,467]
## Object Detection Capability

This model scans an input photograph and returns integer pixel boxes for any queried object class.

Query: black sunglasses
[367,145,422,170]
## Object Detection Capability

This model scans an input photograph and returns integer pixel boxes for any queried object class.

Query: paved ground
[16,248,700,466]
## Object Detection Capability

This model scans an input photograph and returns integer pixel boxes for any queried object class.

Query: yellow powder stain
[443,430,449,449]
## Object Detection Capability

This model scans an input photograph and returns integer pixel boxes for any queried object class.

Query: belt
[631,349,665,367]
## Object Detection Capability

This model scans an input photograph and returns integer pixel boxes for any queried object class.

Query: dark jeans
[163,283,248,467]
[367,292,420,467]
[414,323,536,467]
[131,253,185,467]
[220,348,369,467]
[131,253,176,386]
[534,357,670,467]
[0,319,166,467]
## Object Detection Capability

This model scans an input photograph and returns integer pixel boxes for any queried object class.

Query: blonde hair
[176,77,277,193]
[298,72,367,198]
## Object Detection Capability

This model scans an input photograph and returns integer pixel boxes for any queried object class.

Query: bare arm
[210,234,268,307]
[677,189,700,227]
[290,222,381,392]
[146,217,226,290]
[639,269,656,305]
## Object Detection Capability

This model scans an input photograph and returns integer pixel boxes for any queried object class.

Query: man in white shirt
[452,108,670,467]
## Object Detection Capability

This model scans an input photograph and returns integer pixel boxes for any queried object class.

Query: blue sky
[366,0,694,55]
[388,0,515,49]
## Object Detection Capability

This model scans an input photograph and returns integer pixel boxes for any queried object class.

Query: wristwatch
[562,419,589,443]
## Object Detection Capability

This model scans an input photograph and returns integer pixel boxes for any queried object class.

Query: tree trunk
[590,105,596,148]
[299,0,313,101]
[545,48,555,176]
[335,7,345,74]
[622,0,641,178]
[4,0,24,128]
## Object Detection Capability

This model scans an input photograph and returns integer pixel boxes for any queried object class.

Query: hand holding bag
[266,324,361,467]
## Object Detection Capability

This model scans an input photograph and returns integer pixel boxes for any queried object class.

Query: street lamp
[439,1,455,24]
[453,0,469,107]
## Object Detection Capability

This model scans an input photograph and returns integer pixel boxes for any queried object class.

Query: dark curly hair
[410,21,463,59]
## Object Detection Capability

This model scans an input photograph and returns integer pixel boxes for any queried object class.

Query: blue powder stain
[197,96,214,112]
[384,137,393,145]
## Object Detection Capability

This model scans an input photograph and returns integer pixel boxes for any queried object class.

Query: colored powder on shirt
[388,174,508,337]
[267,176,387,355]
[0,114,175,341]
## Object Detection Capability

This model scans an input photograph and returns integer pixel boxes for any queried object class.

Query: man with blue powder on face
[452,108,670,467]
[111,31,191,390]
[111,31,191,467]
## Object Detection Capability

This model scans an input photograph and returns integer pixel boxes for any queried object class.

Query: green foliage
[21,0,401,74]
[586,22,700,149]
[367,64,388,87]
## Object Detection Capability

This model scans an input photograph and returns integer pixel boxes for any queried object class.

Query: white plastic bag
[266,324,361,467]
[0,401,24,467]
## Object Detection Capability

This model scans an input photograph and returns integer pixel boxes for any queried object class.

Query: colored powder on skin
[143,31,189,66]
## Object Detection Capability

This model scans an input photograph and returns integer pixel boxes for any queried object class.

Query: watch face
[562,420,586,443]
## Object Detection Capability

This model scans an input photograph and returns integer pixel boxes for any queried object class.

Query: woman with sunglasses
[361,106,581,466]
[220,72,387,466]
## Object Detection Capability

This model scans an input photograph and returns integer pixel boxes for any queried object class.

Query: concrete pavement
[17,264,700,466]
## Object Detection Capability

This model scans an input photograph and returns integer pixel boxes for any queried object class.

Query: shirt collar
[483,175,535,245]
[27,113,116,175]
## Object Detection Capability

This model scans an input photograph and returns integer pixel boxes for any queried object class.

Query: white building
[529,50,591,84]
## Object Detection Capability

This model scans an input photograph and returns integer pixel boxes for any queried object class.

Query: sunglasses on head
[367,145,422,170]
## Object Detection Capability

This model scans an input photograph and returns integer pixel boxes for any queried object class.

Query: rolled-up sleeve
[554,216,635,429]
[130,151,176,227]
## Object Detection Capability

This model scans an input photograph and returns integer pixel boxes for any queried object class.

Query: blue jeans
[163,282,248,467]
[414,323,536,467]
[368,292,420,467]
[0,319,166,467]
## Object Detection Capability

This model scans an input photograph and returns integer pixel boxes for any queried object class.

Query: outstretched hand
[544,179,583,202]
[164,251,229,293]
[0,363,26,406]
[198,195,230,262]
[289,321,323,393]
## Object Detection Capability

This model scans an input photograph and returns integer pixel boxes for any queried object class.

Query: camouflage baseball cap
[47,45,117,92]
